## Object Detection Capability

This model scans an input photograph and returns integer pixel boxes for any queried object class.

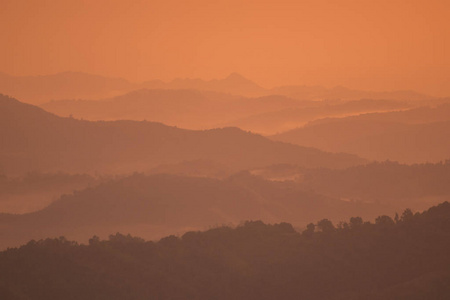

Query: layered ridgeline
[0,71,430,105]
[2,160,450,249]
[41,90,413,134]
[250,161,450,210]
[1,202,449,300]
[0,172,393,249]
[40,89,311,131]
[271,102,450,163]
[143,72,266,97]
[270,84,431,102]
[0,72,266,104]
[222,98,413,135]
[0,72,134,104]
[0,94,365,175]
[0,172,98,214]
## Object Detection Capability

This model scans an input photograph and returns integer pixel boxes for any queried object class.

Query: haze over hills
[0,71,434,105]
[271,103,450,163]
[251,161,450,210]
[147,159,232,179]
[143,72,266,97]
[301,161,450,208]
[40,89,309,130]
[143,160,450,211]
[3,159,450,249]
[0,172,396,249]
[41,89,419,134]
[0,94,365,176]
[0,172,98,214]
[271,85,431,102]
[0,72,266,104]
[307,102,450,127]
[222,99,413,135]
[0,72,134,104]
[3,1,450,298]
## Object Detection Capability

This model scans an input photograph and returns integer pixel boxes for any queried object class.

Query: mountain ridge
[0,94,366,175]
[0,71,434,104]
[271,105,450,163]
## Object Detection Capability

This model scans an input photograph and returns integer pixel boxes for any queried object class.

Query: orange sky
[1,0,449,96]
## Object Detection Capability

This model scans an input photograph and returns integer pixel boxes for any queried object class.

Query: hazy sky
[1,0,449,96]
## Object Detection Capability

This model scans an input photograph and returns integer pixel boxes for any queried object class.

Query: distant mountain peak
[225,72,246,79]
[224,72,253,83]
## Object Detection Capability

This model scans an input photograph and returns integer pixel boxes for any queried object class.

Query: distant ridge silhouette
[0,71,432,104]
[0,72,133,104]
[0,172,393,249]
[271,103,450,163]
[142,72,266,97]
[0,94,366,175]
[40,89,306,130]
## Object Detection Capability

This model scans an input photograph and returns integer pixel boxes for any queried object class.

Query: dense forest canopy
[1,202,449,300]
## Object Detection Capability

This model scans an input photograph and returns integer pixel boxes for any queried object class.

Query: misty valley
[2,0,450,295]
[1,72,450,299]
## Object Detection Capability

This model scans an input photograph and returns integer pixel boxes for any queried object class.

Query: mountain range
[0,172,395,249]
[271,103,450,163]
[0,94,365,176]
[0,71,432,104]
[41,89,419,134]
[40,89,308,131]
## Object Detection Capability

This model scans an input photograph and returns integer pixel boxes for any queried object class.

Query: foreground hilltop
[1,201,449,300]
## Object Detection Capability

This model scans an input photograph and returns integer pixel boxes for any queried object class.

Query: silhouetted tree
[375,215,395,226]
[349,216,363,229]
[1,203,450,300]
[401,208,414,222]
[394,212,399,223]
[302,223,315,237]
[317,219,335,233]
[89,235,100,246]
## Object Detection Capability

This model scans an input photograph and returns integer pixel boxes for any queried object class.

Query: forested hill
[0,173,391,249]
[1,202,449,300]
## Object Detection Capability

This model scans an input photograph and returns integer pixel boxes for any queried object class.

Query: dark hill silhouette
[271,104,450,163]
[0,94,365,175]
[0,173,394,249]
[1,202,449,299]
[0,72,134,104]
